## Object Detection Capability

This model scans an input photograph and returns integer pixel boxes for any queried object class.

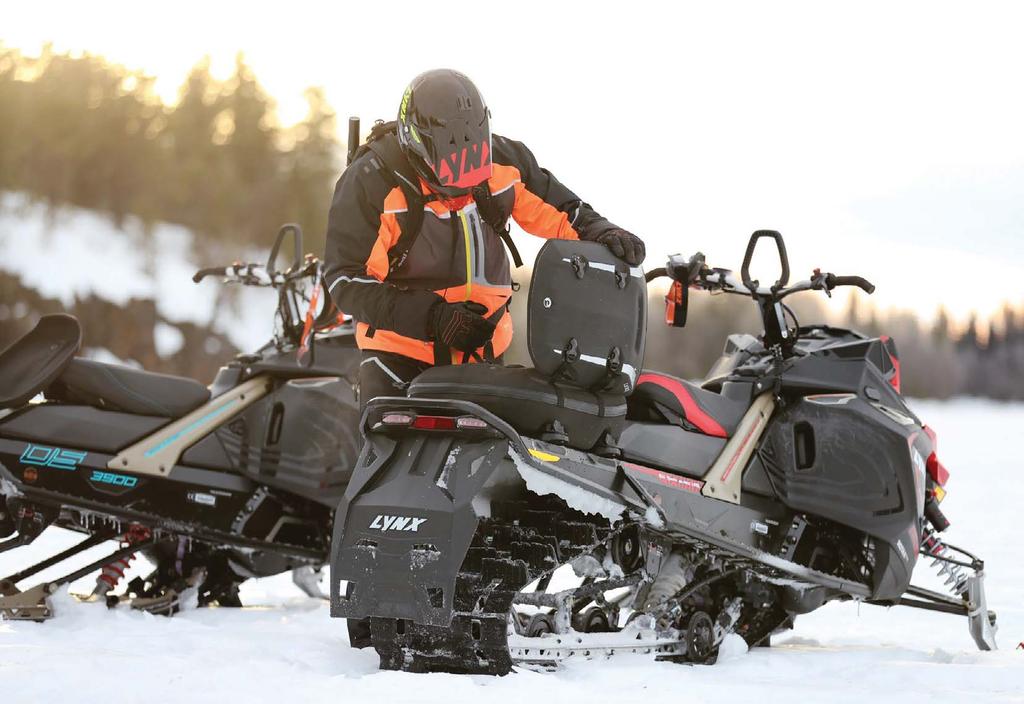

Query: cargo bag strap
[590,346,623,393]
[552,338,580,383]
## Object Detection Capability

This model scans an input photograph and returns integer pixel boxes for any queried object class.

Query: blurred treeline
[0,45,339,256]
[638,289,1024,401]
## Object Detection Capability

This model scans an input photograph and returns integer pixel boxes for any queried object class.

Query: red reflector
[411,415,457,430]
[927,454,950,486]
[921,425,949,485]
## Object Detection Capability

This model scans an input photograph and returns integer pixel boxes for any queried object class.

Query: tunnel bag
[407,364,626,450]
[527,240,647,393]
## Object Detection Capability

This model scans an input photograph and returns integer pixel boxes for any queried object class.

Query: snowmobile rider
[324,69,645,406]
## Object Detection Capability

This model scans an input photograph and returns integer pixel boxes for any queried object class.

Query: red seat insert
[628,372,747,438]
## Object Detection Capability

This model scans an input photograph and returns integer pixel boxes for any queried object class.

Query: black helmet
[397,69,491,198]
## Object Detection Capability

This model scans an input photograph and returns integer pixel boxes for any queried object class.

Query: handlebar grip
[644,267,668,283]
[832,275,875,294]
[192,266,228,283]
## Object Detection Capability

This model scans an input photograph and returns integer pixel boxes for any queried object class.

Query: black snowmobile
[330,231,997,674]
[0,224,361,619]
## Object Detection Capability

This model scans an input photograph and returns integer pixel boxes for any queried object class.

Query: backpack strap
[361,127,429,273]
[472,184,523,268]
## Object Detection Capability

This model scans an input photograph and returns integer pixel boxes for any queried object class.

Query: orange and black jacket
[324,135,620,365]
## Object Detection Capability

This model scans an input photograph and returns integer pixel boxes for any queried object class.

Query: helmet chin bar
[406,149,475,200]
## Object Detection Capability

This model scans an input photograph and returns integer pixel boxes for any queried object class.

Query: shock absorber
[91,525,152,598]
[920,526,969,596]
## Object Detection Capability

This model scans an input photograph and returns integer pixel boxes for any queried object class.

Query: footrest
[0,582,56,621]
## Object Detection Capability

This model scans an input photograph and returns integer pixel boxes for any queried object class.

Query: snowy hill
[2,398,1021,703]
[0,192,279,357]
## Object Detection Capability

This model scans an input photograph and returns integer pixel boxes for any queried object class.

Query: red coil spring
[93,524,152,595]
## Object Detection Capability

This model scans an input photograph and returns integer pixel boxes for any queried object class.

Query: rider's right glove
[590,228,646,266]
[427,300,496,353]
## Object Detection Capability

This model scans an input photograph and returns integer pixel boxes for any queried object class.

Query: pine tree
[219,53,282,240]
[959,312,979,350]
[283,87,340,256]
[162,60,228,239]
[932,306,951,344]
[844,291,860,330]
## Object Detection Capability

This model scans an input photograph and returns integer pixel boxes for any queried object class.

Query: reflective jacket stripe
[458,208,473,299]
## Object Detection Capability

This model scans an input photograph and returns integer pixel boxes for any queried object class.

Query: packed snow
[2,398,1022,703]
[511,447,628,522]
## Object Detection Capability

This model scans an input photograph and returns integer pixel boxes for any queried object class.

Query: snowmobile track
[366,495,821,674]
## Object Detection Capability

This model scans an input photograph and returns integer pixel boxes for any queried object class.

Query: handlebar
[826,274,875,294]
[192,260,318,287]
[192,266,229,283]
[644,267,668,283]
[644,259,875,299]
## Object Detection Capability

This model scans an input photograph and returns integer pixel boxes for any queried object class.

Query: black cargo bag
[408,364,626,449]
[528,240,647,394]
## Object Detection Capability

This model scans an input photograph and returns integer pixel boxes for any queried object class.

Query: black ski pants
[357,351,431,410]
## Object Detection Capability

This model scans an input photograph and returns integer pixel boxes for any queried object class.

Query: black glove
[592,228,646,265]
[428,301,496,353]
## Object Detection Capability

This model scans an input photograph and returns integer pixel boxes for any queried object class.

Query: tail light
[411,415,457,431]
[922,426,950,486]
[379,413,489,432]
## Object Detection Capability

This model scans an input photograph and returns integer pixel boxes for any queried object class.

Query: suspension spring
[92,524,152,597]
[920,526,969,595]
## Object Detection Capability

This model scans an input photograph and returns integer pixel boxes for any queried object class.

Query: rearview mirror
[741,230,790,291]
[268,223,304,275]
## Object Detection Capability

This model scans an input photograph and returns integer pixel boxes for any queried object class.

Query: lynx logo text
[369,515,427,532]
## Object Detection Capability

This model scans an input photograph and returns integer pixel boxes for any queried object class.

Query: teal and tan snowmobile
[0,225,360,619]
[330,231,997,673]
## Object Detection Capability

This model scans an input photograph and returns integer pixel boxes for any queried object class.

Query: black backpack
[350,120,523,272]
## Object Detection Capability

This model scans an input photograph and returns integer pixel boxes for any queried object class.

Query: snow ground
[2,399,1021,703]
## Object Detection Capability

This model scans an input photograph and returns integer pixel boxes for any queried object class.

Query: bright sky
[5,0,1024,326]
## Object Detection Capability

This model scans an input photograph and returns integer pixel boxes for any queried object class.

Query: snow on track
[2,399,1022,703]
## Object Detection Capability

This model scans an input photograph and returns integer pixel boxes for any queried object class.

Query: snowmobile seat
[0,314,82,409]
[48,358,211,419]
[407,364,626,450]
[627,372,748,438]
